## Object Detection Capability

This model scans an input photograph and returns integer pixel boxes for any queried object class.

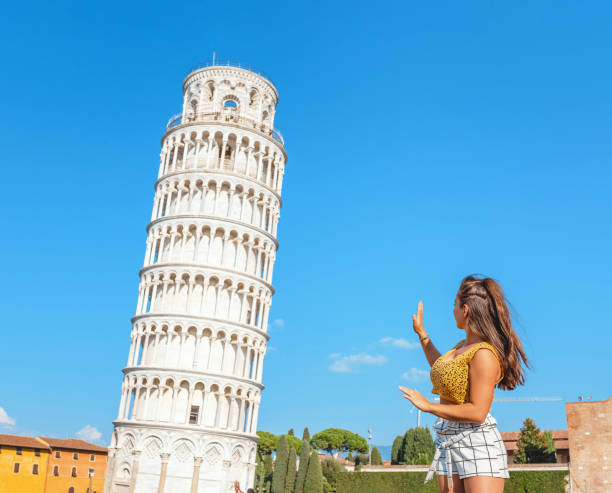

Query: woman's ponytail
[458,275,529,390]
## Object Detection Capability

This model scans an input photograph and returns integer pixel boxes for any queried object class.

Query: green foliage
[255,456,267,492]
[321,457,346,490]
[335,471,568,493]
[322,479,332,493]
[353,454,369,471]
[311,428,368,456]
[257,430,279,459]
[262,454,274,492]
[515,418,556,464]
[336,471,439,493]
[543,431,556,457]
[390,436,403,465]
[295,441,310,493]
[504,471,568,493]
[286,434,304,455]
[346,451,354,463]
[398,428,435,465]
[272,435,289,493]
[303,451,323,493]
[289,428,295,436]
[370,446,383,465]
[302,427,311,444]
[284,448,297,493]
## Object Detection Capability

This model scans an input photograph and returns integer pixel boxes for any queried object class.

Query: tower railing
[189,60,274,85]
[166,111,284,146]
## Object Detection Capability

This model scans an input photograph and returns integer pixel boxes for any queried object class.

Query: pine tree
[390,435,403,465]
[303,451,323,493]
[295,440,310,493]
[272,436,289,493]
[285,447,297,493]
[370,446,383,465]
[515,418,556,464]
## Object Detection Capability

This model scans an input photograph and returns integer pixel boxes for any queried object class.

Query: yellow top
[430,340,503,404]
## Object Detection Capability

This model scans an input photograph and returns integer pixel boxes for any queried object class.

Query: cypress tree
[263,453,274,490]
[288,428,295,436]
[302,427,311,444]
[272,436,289,493]
[370,446,383,465]
[295,440,310,493]
[303,451,323,493]
[255,457,266,492]
[390,435,403,465]
[284,448,297,493]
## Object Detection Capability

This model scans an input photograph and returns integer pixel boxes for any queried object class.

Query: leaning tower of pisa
[104,61,286,493]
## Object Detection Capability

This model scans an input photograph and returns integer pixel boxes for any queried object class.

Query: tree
[294,443,310,493]
[371,446,383,465]
[515,418,556,464]
[346,451,354,463]
[320,457,345,490]
[303,451,323,493]
[398,427,435,465]
[391,435,403,465]
[263,454,274,491]
[257,431,278,460]
[255,456,267,493]
[286,434,303,456]
[353,454,369,471]
[288,428,295,436]
[302,427,311,444]
[311,428,368,457]
[284,447,297,493]
[272,435,289,493]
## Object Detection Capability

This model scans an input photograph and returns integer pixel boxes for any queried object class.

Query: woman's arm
[399,348,499,424]
[412,301,442,367]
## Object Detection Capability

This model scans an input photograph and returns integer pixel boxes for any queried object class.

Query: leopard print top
[430,340,503,404]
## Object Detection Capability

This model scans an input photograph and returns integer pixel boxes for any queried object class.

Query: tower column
[157,453,171,493]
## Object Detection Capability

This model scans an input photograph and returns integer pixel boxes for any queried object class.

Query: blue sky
[1,1,611,449]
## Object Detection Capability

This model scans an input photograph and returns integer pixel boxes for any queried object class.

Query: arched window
[53,465,59,476]
[68,488,75,493]
[71,466,77,477]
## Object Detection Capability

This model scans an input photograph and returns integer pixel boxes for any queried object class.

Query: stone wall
[565,395,611,492]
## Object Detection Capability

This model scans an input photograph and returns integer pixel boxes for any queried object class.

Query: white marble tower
[104,61,286,493]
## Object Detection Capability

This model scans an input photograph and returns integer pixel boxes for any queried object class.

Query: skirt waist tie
[424,420,496,488]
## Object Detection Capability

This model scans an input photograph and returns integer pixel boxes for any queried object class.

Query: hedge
[335,470,568,493]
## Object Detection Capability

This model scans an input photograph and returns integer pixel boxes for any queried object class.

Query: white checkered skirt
[426,413,509,484]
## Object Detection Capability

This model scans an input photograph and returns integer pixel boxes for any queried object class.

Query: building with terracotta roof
[500,429,569,464]
[0,433,50,493]
[0,434,107,493]
[37,437,107,493]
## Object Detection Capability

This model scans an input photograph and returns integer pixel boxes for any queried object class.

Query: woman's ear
[463,304,469,319]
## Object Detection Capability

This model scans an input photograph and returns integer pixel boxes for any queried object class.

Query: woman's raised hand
[412,301,426,338]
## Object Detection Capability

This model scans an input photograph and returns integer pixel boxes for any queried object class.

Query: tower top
[178,59,281,139]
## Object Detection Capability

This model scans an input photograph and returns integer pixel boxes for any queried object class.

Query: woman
[399,275,528,493]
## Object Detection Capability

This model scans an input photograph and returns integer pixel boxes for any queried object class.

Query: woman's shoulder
[466,341,500,358]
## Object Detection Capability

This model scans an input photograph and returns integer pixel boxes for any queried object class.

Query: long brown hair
[457,275,528,390]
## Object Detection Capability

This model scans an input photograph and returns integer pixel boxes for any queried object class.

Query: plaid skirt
[425,413,509,487]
